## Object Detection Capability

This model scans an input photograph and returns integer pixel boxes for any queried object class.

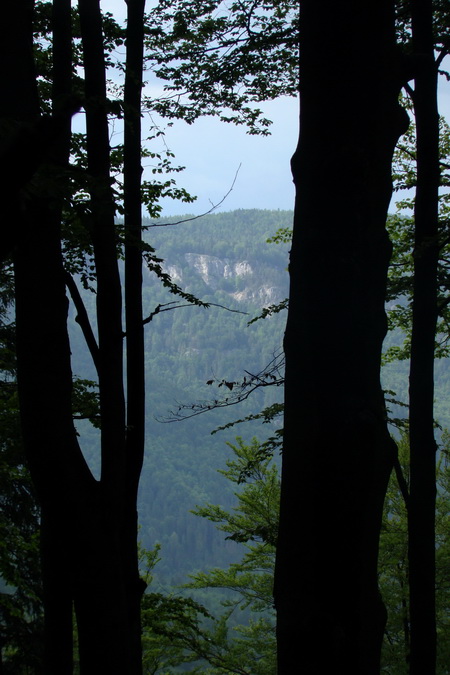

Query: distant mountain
[164,253,283,306]
[71,209,291,586]
[137,210,291,585]
[70,207,450,590]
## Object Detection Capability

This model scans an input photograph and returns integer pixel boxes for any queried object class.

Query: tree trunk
[75,0,148,670]
[10,2,86,672]
[11,0,148,670]
[76,0,136,671]
[274,2,408,672]
[40,5,76,668]
[123,1,147,671]
[0,0,40,261]
[408,0,439,672]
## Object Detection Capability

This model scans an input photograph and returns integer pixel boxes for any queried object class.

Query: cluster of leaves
[145,0,299,134]
[141,437,278,674]
[142,0,450,139]
[394,0,450,60]
[385,111,450,364]
[31,1,198,295]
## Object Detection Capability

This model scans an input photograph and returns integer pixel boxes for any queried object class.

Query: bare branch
[404,81,415,99]
[65,272,100,372]
[139,300,248,329]
[394,454,410,510]
[159,349,284,423]
[145,164,242,229]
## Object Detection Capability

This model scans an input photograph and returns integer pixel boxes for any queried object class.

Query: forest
[2,0,450,674]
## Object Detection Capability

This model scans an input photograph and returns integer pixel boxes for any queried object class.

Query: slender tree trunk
[75,1,146,671]
[38,4,77,670]
[274,2,408,672]
[123,1,147,671]
[76,0,132,671]
[408,0,439,672]
[77,0,126,489]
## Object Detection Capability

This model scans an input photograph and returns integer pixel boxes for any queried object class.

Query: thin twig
[141,300,247,327]
[145,164,242,229]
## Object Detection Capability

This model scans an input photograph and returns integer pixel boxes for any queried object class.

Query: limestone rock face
[184,253,253,289]
[157,252,285,308]
[230,285,280,306]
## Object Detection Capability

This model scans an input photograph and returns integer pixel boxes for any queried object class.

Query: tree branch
[145,164,242,229]
[64,271,100,372]
[140,300,248,328]
[160,350,284,422]
[394,454,410,510]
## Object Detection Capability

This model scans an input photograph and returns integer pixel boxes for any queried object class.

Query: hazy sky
[141,97,299,217]
[100,0,449,218]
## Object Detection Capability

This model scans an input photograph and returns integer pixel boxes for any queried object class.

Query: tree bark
[75,1,135,671]
[408,0,439,672]
[0,0,40,260]
[11,0,148,670]
[9,2,88,672]
[274,2,408,672]
[123,0,147,671]
[39,3,77,670]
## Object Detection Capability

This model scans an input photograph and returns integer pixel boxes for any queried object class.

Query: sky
[100,0,449,219]
[140,97,299,217]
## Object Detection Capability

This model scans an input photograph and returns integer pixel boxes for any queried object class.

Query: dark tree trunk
[76,0,135,671]
[274,2,408,672]
[9,2,87,672]
[14,212,100,675]
[10,0,147,670]
[77,0,126,487]
[408,0,439,672]
[0,0,40,260]
[123,1,147,671]
[39,3,77,670]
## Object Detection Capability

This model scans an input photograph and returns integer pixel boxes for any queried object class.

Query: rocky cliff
[165,252,284,306]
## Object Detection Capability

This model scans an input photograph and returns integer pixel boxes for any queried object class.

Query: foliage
[30,1,197,295]
[140,432,450,674]
[385,112,450,363]
[139,543,212,674]
[186,437,277,674]
[379,434,450,674]
[265,226,292,245]
[140,437,277,674]
[191,437,279,546]
[146,0,299,134]
[0,276,43,672]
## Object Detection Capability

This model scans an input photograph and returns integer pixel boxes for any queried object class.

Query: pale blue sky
[141,97,299,217]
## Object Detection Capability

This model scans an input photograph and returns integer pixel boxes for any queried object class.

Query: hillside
[139,210,291,584]
[69,207,450,588]
[70,209,291,585]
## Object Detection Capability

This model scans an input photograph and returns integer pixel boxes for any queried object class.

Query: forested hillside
[70,208,450,589]
[70,209,291,585]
